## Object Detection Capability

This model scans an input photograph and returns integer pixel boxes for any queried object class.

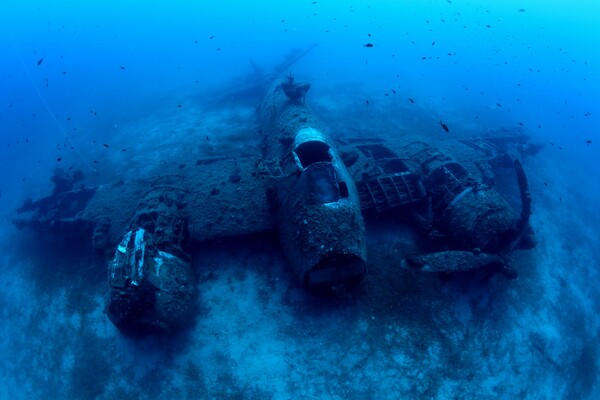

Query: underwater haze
[1,0,598,205]
[1,0,599,399]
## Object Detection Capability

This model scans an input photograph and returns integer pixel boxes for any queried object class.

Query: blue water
[1,1,599,399]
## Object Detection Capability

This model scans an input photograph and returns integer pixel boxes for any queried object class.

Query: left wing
[14,155,275,251]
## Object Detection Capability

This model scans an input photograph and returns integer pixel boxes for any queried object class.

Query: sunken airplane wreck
[14,48,536,334]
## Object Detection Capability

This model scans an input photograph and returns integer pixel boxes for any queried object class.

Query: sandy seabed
[0,85,598,400]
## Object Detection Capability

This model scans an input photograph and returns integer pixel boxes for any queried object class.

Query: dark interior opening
[294,141,332,168]
[305,253,366,289]
[338,181,349,198]
[307,164,339,204]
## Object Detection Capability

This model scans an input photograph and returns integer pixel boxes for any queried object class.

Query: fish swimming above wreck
[13,46,537,334]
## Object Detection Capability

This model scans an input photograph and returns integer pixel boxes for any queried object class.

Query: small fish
[209,35,214,39]
[177,104,182,108]
[368,33,371,37]
[120,66,125,70]
[391,89,396,94]
[103,143,109,148]
[365,99,370,105]
[585,139,592,145]
[121,148,127,152]
[486,24,491,28]
[364,43,374,48]
[584,112,591,116]
[439,121,450,132]
[57,157,62,162]
[205,135,210,141]
[408,97,415,103]
[37,58,44,66]
[518,9,526,12]
[431,41,435,46]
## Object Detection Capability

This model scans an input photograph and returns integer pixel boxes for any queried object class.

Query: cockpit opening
[294,140,332,168]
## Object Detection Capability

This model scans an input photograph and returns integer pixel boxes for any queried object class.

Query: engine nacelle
[410,143,517,251]
[107,228,196,333]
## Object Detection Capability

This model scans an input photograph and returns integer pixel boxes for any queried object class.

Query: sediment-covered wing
[14,155,275,250]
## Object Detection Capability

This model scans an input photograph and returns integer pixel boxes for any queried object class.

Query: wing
[14,155,275,251]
